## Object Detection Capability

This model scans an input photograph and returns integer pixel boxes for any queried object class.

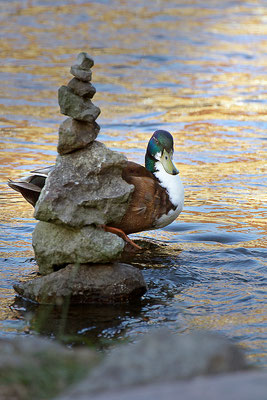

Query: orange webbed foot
[101,225,142,250]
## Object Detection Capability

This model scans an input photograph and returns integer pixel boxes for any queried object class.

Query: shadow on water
[11,297,144,348]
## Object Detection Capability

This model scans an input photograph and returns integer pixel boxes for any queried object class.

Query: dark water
[0,0,266,367]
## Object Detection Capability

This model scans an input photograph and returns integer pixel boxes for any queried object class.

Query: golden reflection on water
[181,283,267,364]
[0,0,266,365]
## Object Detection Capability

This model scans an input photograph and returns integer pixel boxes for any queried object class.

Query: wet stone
[13,263,147,304]
[70,65,92,82]
[57,118,100,155]
[68,78,96,98]
[58,85,100,122]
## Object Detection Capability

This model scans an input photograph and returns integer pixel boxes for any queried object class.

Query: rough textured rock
[68,78,96,98]
[70,65,92,82]
[0,335,99,400]
[57,118,100,155]
[58,86,100,121]
[32,222,125,274]
[34,141,134,227]
[61,329,248,395]
[13,263,147,304]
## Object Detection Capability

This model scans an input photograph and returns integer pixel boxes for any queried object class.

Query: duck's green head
[145,130,179,175]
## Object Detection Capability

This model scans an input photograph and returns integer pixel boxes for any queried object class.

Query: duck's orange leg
[102,225,142,250]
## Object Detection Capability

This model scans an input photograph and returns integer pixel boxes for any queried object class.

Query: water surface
[0,0,266,366]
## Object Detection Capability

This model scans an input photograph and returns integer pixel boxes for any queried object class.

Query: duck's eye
[165,156,168,160]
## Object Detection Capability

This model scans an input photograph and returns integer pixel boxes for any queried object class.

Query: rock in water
[32,222,125,275]
[20,52,146,302]
[13,263,147,304]
[34,141,134,228]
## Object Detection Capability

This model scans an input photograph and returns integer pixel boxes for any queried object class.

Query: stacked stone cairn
[14,53,146,304]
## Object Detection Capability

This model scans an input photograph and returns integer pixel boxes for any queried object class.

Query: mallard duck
[8,130,184,249]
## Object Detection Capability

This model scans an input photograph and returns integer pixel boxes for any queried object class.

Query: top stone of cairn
[76,52,94,69]
[70,52,94,82]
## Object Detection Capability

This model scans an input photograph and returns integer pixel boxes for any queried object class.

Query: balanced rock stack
[14,53,146,304]
[57,53,100,155]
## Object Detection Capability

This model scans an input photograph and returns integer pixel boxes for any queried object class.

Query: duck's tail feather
[8,179,43,207]
[8,166,52,206]
[30,165,54,177]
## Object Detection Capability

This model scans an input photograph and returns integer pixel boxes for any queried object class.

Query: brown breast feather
[111,161,176,234]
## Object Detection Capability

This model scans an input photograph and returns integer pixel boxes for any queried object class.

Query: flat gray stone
[70,65,92,82]
[34,141,134,228]
[31,222,125,274]
[76,52,94,69]
[68,78,96,98]
[57,118,100,155]
[14,262,147,303]
[56,329,252,400]
[58,85,100,122]
[58,372,267,400]
[79,329,248,393]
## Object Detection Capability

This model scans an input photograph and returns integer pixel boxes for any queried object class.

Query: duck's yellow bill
[160,150,179,175]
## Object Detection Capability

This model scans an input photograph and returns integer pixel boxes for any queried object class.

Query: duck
[8,130,184,249]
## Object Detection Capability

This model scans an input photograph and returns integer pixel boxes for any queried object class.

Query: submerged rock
[32,222,125,275]
[57,118,99,155]
[13,263,147,304]
[34,141,133,228]
[58,86,100,121]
